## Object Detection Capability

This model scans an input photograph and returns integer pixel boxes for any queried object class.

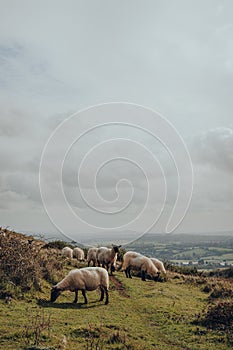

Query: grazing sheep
[150,258,166,274]
[61,246,73,259]
[50,267,109,304]
[124,251,142,258]
[73,247,85,261]
[122,251,159,281]
[87,247,98,267]
[96,245,121,274]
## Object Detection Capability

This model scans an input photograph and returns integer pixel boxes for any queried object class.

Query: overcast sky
[0,1,233,242]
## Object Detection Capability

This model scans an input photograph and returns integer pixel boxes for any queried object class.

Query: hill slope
[0,229,233,349]
[0,272,233,349]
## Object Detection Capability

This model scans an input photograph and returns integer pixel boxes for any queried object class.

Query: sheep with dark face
[122,251,159,281]
[50,267,109,305]
[96,245,121,274]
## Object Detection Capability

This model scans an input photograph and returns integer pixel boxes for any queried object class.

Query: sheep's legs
[110,264,115,275]
[73,291,78,303]
[99,286,109,304]
[141,270,146,281]
[104,288,109,305]
[126,267,132,278]
[99,287,104,301]
[125,267,132,278]
[82,290,88,304]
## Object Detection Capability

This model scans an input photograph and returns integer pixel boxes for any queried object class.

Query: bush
[201,301,233,330]
[202,285,212,293]
[206,268,233,279]
[209,286,233,299]
[167,263,198,275]
[42,240,73,250]
[218,268,233,279]
[0,233,63,297]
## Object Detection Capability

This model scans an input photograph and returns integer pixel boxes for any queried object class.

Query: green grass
[203,254,233,261]
[0,271,233,350]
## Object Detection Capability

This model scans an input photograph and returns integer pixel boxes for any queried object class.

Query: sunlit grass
[0,270,233,349]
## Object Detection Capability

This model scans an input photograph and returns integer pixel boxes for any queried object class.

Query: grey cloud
[0,190,29,210]
[189,127,233,210]
[192,127,233,171]
[192,166,233,209]
[0,1,233,234]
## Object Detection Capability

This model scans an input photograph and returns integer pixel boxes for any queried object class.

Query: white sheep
[122,251,159,281]
[150,258,166,274]
[87,247,98,267]
[61,246,73,259]
[73,247,85,261]
[50,267,109,304]
[96,245,121,274]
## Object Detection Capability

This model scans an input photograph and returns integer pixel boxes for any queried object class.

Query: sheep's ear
[118,245,122,248]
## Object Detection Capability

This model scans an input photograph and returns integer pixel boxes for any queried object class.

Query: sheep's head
[50,286,62,302]
[152,271,160,282]
[112,245,121,253]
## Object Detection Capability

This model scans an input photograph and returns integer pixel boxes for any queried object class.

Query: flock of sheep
[50,245,166,305]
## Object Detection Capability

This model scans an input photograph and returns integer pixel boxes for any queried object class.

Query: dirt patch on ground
[109,275,130,298]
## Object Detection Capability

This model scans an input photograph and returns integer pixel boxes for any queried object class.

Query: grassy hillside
[1,272,233,349]
[0,229,233,349]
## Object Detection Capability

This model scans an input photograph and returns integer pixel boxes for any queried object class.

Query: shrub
[42,240,73,250]
[0,232,63,297]
[202,285,212,293]
[218,268,233,279]
[206,268,233,279]
[201,300,233,330]
[209,286,233,299]
[167,263,198,275]
[117,248,126,262]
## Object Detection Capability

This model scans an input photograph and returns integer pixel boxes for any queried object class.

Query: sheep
[87,247,98,267]
[73,247,85,261]
[61,246,73,259]
[96,245,121,274]
[122,251,159,281]
[50,267,109,304]
[150,258,166,274]
[112,254,118,271]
